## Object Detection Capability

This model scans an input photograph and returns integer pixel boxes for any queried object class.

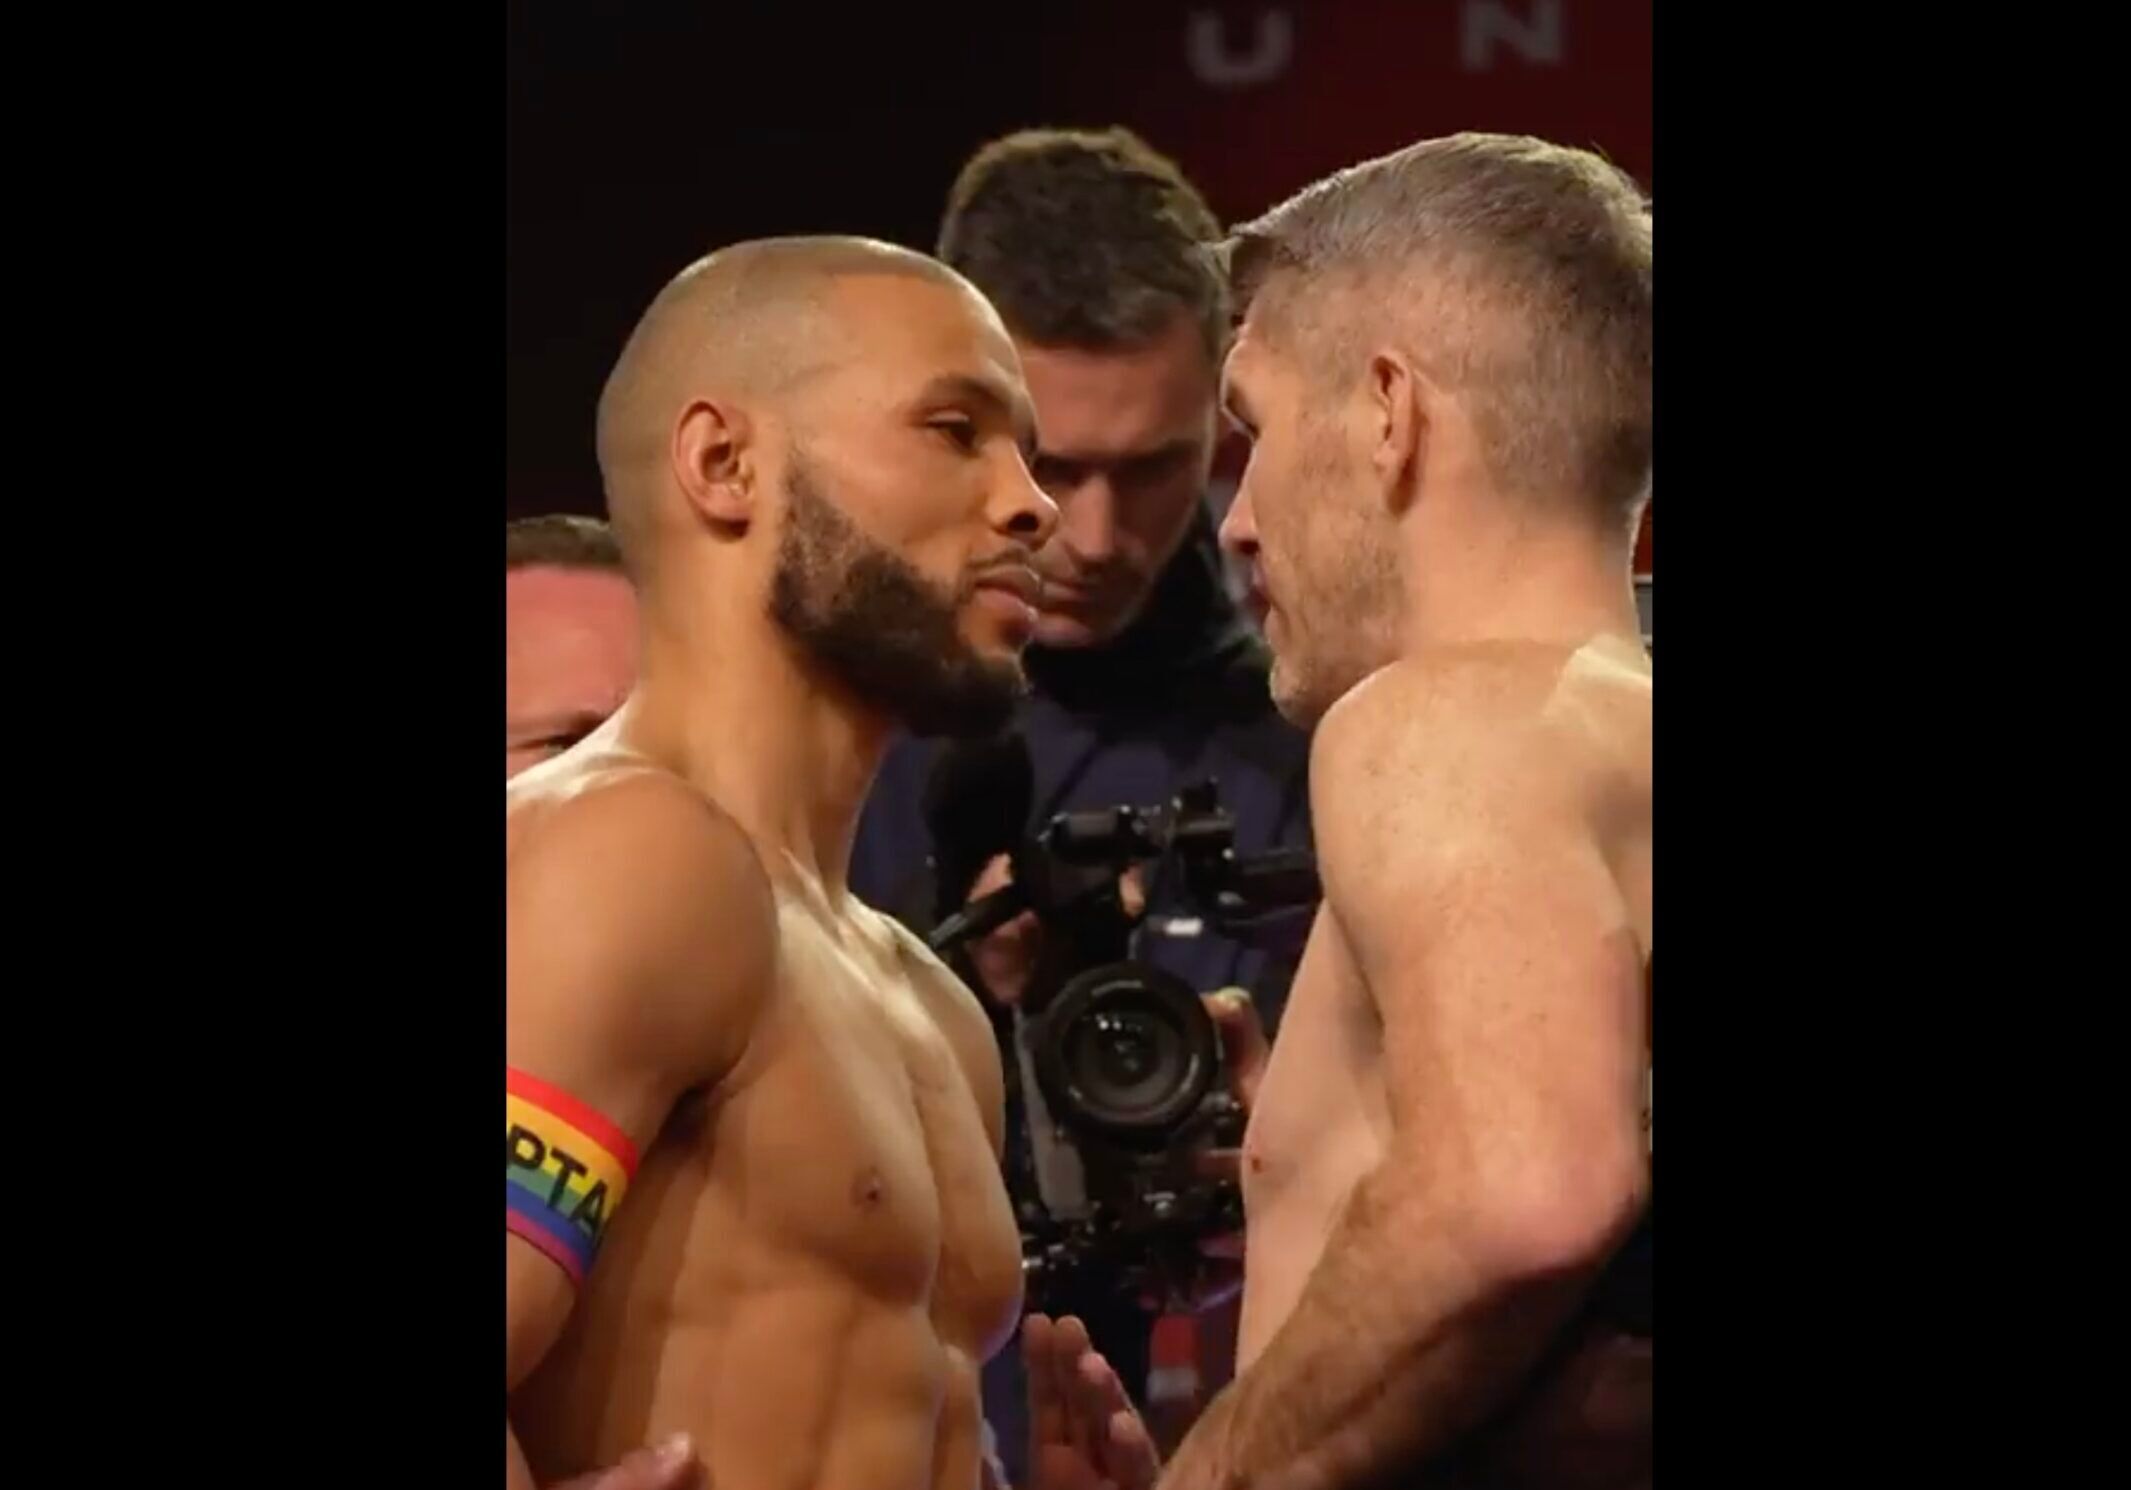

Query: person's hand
[546,1434,704,1490]
[1195,987,1268,1183]
[1192,985,1269,1190]
[1024,1313,1162,1490]
[964,856,1147,1008]
[1204,986,1269,1112]
[966,853,1041,1006]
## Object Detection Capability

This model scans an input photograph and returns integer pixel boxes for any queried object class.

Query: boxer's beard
[769,453,1026,738]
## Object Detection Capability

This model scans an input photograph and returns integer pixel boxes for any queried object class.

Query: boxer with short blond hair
[1144,132,1654,1490]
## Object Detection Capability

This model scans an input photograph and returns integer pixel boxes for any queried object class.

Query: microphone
[921,732,1035,925]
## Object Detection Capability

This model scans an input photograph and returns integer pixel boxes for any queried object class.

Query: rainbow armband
[506,1067,640,1286]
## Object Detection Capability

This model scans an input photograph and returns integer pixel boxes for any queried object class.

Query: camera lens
[1070,1007,1183,1109]
[1034,963,1217,1145]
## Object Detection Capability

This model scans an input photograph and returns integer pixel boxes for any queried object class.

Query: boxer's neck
[1401,504,1642,653]
[627,603,893,902]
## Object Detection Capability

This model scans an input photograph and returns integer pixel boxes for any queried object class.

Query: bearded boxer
[506,236,1153,1490]
[1134,134,1654,1489]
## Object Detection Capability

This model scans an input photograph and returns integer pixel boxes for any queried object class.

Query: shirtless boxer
[1142,134,1655,1489]
[506,236,1154,1490]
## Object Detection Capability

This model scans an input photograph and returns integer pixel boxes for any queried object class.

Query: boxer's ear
[1364,349,1425,518]
[673,398,755,530]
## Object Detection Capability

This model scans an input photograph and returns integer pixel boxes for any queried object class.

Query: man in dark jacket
[848,128,1313,1484]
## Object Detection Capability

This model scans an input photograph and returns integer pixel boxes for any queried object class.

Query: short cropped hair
[505,514,625,574]
[1228,133,1652,517]
[939,126,1229,365]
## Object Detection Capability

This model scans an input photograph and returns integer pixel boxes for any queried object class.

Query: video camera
[925,740,1319,1313]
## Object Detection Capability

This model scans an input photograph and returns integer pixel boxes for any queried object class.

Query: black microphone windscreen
[922,733,1035,903]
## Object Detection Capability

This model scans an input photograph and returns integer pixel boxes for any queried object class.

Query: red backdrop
[1026,1,1652,223]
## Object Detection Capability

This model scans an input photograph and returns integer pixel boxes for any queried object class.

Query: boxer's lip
[1246,583,1272,622]
[974,566,1043,607]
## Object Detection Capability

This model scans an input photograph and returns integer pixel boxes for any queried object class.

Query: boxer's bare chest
[620,893,1024,1352]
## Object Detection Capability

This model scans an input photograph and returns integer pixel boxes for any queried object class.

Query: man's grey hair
[1227,132,1652,517]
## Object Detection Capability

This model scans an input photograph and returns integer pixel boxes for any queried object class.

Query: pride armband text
[505,1067,640,1286]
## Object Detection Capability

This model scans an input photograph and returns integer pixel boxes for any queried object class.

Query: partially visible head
[1216,133,1653,725]
[940,128,1228,647]
[506,514,639,777]
[595,236,1058,737]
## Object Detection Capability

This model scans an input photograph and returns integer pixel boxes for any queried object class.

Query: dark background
[507,0,1653,523]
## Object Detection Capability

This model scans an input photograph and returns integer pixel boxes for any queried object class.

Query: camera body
[1013,959,1249,1311]
[929,780,1317,1312]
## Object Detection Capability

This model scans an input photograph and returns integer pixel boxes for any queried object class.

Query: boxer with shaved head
[505,236,1144,1490]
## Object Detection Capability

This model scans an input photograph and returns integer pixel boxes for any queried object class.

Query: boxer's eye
[929,416,980,453]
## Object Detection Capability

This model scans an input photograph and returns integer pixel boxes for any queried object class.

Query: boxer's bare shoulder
[1310,640,1649,941]
[1299,644,1653,1490]
[508,762,777,1068]
[1237,641,1652,1370]
[1307,640,1648,1217]
[1316,637,1647,781]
